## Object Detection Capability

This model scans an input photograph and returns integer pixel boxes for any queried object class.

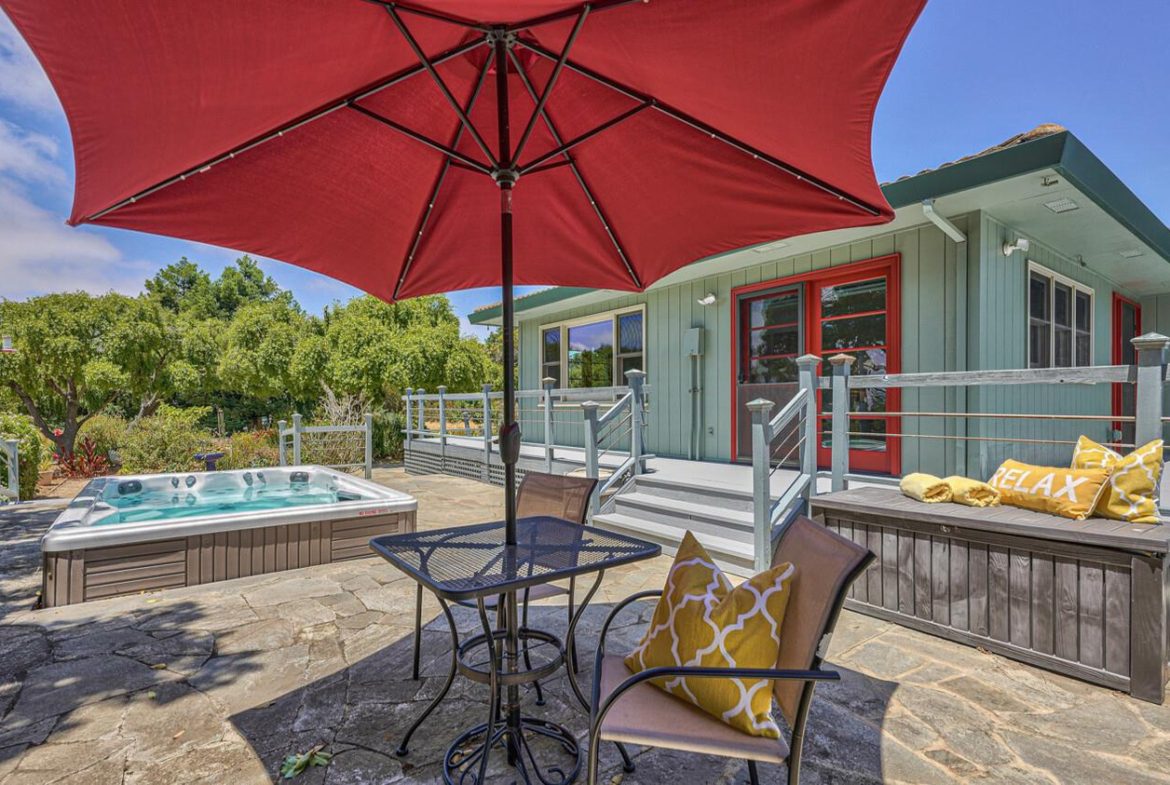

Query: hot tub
[41,466,416,607]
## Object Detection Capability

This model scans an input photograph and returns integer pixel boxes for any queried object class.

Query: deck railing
[277,413,374,479]
[0,439,18,502]
[750,332,1170,569]
[403,372,650,498]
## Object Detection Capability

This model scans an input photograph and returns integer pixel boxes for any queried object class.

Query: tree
[0,292,165,456]
[146,255,285,320]
[217,299,308,404]
[484,327,514,391]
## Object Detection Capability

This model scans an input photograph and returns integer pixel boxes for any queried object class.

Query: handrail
[848,364,1134,389]
[594,392,633,430]
[767,387,808,437]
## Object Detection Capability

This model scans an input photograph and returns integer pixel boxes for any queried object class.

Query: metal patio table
[370,515,660,785]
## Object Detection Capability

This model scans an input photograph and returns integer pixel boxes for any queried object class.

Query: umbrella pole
[494,30,524,769]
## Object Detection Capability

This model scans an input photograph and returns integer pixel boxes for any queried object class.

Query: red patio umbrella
[4,0,924,776]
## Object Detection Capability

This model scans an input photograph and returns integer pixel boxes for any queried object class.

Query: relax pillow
[987,459,1112,520]
[625,531,795,738]
[1071,436,1163,524]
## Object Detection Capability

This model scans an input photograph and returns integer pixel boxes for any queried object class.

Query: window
[540,306,645,388]
[1028,262,1093,369]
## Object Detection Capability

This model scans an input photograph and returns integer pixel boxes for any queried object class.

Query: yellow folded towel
[900,473,952,503]
[944,475,1001,507]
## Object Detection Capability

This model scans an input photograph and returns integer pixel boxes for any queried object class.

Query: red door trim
[1112,293,1141,441]
[729,254,901,473]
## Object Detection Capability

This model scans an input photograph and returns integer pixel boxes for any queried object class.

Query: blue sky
[1,1,1167,338]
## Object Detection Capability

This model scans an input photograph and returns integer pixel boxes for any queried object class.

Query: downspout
[922,200,969,476]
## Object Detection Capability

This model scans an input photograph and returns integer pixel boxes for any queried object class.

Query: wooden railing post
[415,388,426,436]
[828,354,855,491]
[542,377,556,472]
[363,413,374,479]
[277,419,287,466]
[747,398,775,573]
[437,385,447,458]
[626,369,647,474]
[1133,332,1170,448]
[797,354,821,502]
[582,401,601,515]
[403,389,413,449]
[482,384,493,482]
[292,413,303,465]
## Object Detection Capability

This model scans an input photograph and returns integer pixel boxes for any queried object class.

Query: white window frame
[1027,260,1094,369]
[539,304,647,390]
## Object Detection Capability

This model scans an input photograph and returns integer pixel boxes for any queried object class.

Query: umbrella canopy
[3,0,923,302]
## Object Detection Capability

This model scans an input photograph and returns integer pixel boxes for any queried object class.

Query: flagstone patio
[0,469,1167,784]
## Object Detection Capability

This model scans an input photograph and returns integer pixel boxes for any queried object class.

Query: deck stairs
[591,473,757,573]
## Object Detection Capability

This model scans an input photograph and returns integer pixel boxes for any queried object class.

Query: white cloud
[0,118,63,184]
[0,178,150,299]
[0,13,58,115]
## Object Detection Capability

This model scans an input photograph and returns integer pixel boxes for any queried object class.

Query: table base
[443,715,580,785]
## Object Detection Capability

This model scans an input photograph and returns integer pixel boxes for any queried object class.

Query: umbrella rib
[517,101,651,174]
[384,5,499,169]
[509,49,642,289]
[507,0,644,32]
[83,38,485,223]
[347,103,493,175]
[359,0,490,32]
[516,38,886,217]
[393,49,497,301]
[511,7,590,165]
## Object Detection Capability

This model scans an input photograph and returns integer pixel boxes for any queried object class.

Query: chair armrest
[589,589,664,714]
[592,664,839,730]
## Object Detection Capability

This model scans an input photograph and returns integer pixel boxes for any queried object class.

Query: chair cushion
[1071,436,1163,523]
[597,655,789,763]
[624,531,795,738]
[987,458,1112,521]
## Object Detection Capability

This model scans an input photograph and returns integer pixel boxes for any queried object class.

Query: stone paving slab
[0,468,1167,784]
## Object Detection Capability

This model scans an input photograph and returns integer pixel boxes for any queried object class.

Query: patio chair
[411,471,599,690]
[586,516,874,785]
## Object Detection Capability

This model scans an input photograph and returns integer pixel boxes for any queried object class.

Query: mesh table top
[370,517,661,601]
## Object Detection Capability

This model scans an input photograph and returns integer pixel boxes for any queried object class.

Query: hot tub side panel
[42,510,416,607]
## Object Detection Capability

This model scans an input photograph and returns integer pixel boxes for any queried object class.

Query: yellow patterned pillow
[624,531,795,738]
[1071,436,1163,523]
[987,459,1112,521]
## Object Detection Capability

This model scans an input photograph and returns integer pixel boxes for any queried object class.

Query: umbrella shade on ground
[3,0,924,302]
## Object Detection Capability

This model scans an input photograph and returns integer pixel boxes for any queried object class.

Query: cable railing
[749,333,1170,571]
[584,370,649,515]
[277,413,374,479]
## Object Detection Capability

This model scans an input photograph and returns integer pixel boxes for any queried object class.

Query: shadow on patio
[230,602,900,784]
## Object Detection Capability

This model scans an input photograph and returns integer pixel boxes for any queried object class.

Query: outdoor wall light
[1002,238,1030,257]
[696,293,717,306]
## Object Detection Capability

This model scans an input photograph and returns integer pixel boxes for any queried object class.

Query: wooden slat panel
[226,530,240,580]
[309,522,323,566]
[240,528,254,577]
[1054,556,1079,661]
[866,526,882,605]
[298,523,311,567]
[881,528,898,612]
[897,529,915,616]
[200,534,214,585]
[276,525,288,572]
[87,562,187,589]
[988,545,1010,642]
[1104,564,1131,676]
[968,543,988,637]
[931,536,949,626]
[914,533,931,621]
[87,548,185,574]
[1009,549,1030,649]
[87,539,187,562]
[68,551,85,604]
[264,527,277,574]
[331,514,401,534]
[1079,562,1105,669]
[86,571,186,600]
[1030,553,1054,655]
[949,539,968,631]
[214,533,227,582]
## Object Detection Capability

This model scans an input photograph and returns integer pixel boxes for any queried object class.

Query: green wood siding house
[469,126,1170,479]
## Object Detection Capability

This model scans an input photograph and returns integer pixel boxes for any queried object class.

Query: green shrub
[372,410,405,462]
[0,413,43,500]
[119,405,213,474]
[79,414,130,463]
[218,429,279,470]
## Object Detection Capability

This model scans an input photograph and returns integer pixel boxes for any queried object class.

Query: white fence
[0,439,18,502]
[277,413,374,479]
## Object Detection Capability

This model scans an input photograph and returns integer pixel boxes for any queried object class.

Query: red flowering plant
[55,436,111,479]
